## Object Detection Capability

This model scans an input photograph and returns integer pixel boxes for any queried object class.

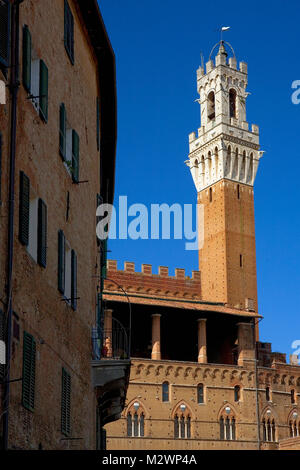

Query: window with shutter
[22,332,36,412]
[59,103,67,160]
[22,25,32,92]
[58,230,66,294]
[37,199,47,268]
[0,0,10,68]
[61,368,71,436]
[19,171,30,246]
[64,0,74,65]
[71,250,77,311]
[39,60,48,122]
[72,130,79,183]
[0,133,2,204]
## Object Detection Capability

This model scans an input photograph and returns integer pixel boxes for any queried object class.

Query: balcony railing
[92,317,130,361]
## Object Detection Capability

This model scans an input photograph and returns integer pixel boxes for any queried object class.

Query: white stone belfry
[186,41,263,192]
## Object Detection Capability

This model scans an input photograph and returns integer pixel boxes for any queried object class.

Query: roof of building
[77,0,117,204]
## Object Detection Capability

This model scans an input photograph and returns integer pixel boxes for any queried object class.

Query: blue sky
[99,0,300,357]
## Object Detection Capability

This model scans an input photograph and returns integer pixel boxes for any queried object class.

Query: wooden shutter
[39,59,48,122]
[22,25,31,92]
[61,368,71,436]
[22,332,36,411]
[0,133,2,204]
[71,250,77,311]
[58,230,65,294]
[0,0,10,67]
[96,97,100,151]
[19,171,30,246]
[37,199,47,268]
[72,129,79,183]
[64,0,74,64]
[59,103,66,160]
[0,309,5,380]
[96,194,102,246]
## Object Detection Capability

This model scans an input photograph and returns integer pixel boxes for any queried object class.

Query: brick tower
[187,41,263,314]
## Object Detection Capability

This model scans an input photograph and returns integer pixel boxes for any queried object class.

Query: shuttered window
[19,171,30,246]
[39,60,48,122]
[37,199,47,268]
[61,368,71,436]
[72,130,79,183]
[64,0,74,65]
[59,103,67,160]
[71,250,77,311]
[0,309,5,381]
[58,230,66,294]
[22,332,36,412]
[0,0,10,68]
[22,25,31,92]
[0,133,2,204]
[96,97,100,151]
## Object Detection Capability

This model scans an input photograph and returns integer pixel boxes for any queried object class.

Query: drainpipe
[2,0,23,450]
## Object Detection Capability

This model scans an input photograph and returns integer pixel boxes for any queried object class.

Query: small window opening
[207,91,215,121]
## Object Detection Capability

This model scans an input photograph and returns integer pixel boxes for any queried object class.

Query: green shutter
[101,238,107,280]
[59,103,66,160]
[37,199,47,268]
[96,97,100,151]
[39,59,48,122]
[19,171,30,246]
[22,25,31,92]
[22,332,36,412]
[0,0,10,67]
[71,250,77,311]
[61,368,71,436]
[96,194,102,246]
[58,230,65,294]
[0,309,5,380]
[0,133,2,204]
[72,130,79,183]
[64,0,74,65]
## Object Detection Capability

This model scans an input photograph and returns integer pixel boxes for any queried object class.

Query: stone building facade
[0,0,129,450]
[103,42,300,450]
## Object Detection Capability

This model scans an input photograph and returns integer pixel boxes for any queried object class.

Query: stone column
[151,314,161,360]
[237,322,255,366]
[197,319,207,363]
[104,309,113,358]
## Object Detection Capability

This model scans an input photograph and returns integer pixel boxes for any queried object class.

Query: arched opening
[207,151,212,180]
[229,88,237,119]
[126,402,147,438]
[197,384,204,404]
[162,382,169,402]
[207,91,215,121]
[225,146,231,177]
[232,148,238,179]
[240,151,246,181]
[291,389,296,404]
[234,385,241,402]
[262,413,276,442]
[214,147,219,178]
[247,153,254,184]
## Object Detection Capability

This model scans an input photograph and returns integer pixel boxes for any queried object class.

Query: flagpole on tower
[220,26,231,42]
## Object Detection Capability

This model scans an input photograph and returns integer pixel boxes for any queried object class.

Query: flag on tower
[221,26,230,31]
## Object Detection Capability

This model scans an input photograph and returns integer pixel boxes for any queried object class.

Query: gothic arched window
[197,384,204,404]
[229,89,237,119]
[162,382,169,402]
[219,408,236,441]
[126,402,146,438]
[207,91,215,121]
[288,411,300,438]
[173,404,192,439]
[262,413,276,442]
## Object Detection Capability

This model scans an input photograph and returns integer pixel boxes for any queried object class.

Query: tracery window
[219,407,236,441]
[174,404,192,439]
[126,402,146,438]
